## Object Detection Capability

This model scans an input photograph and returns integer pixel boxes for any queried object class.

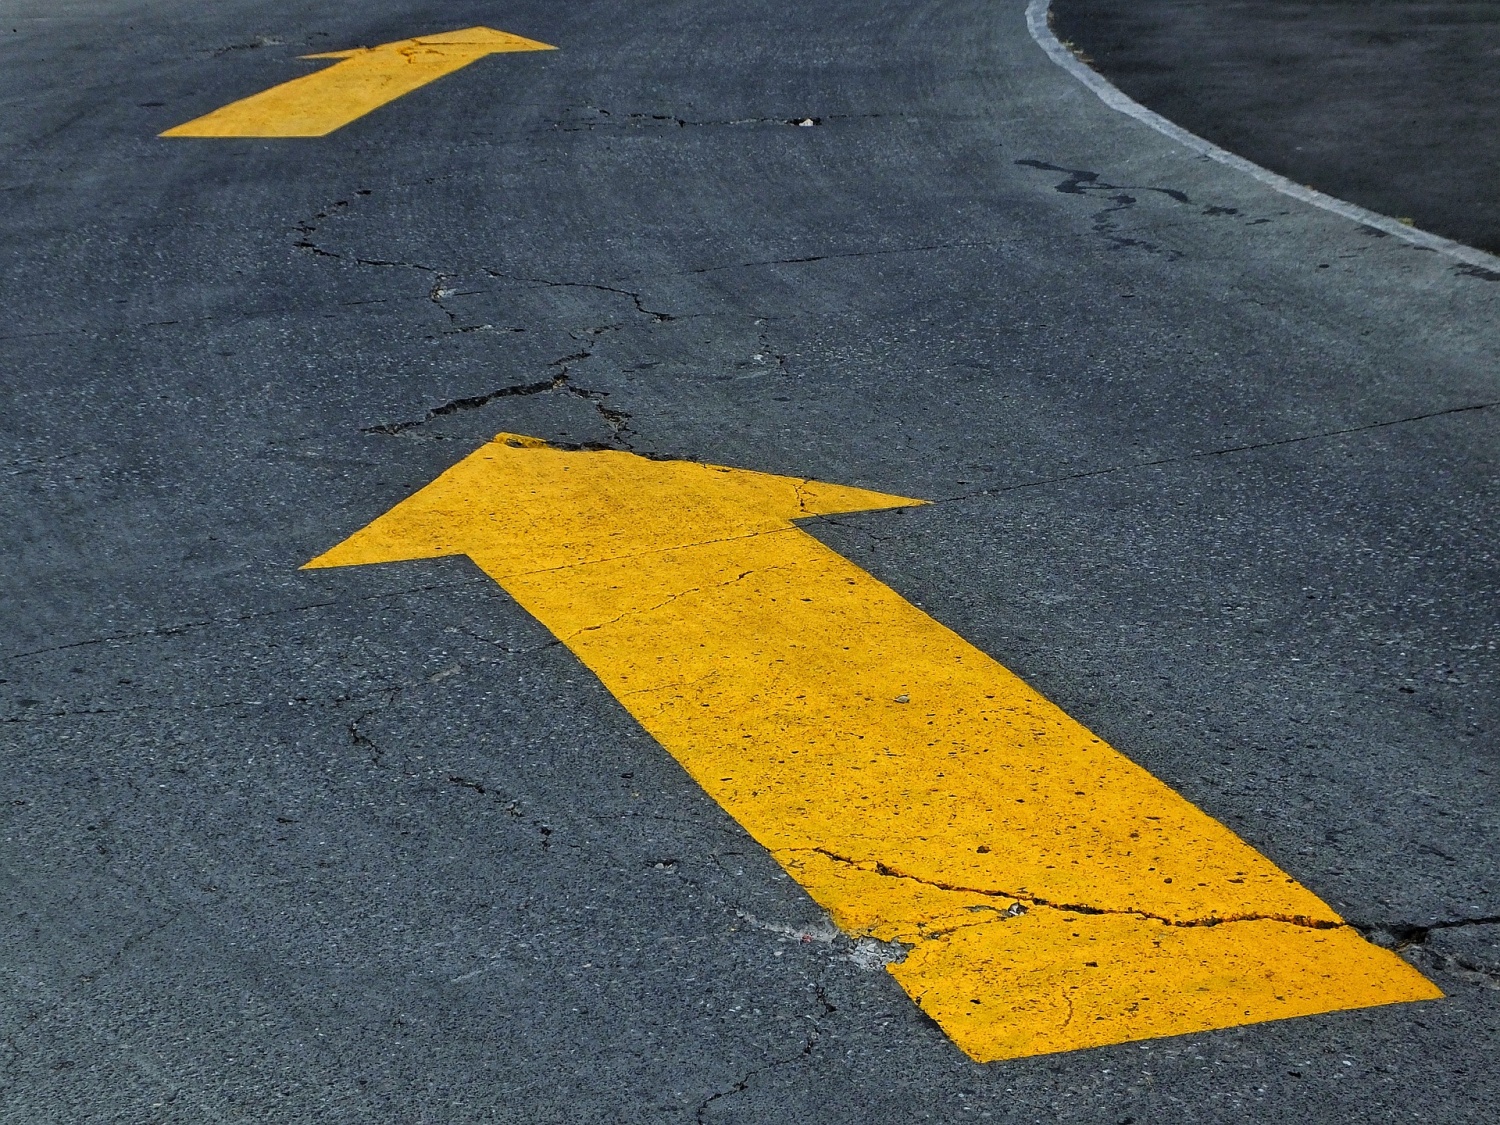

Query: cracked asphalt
[1,0,1497,1121]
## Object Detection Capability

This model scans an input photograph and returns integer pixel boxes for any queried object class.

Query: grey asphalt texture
[2,0,1498,1121]
[1049,0,1500,254]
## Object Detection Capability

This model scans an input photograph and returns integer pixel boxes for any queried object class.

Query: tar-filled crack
[1457,264,1500,282]
[798,847,1344,933]
[1017,159,1189,205]
[1017,158,1193,256]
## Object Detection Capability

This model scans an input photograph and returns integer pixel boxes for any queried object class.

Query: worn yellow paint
[161,27,555,138]
[305,435,1440,1061]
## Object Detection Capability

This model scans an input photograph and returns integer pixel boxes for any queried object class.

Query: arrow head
[304,434,923,576]
[302,27,557,59]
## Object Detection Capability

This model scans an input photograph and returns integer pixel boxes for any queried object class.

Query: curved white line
[1025,0,1500,273]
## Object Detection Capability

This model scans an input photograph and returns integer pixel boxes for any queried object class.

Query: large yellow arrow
[161,27,556,138]
[306,435,1438,1061]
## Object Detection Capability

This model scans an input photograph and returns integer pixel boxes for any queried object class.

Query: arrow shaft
[477,522,1435,1060]
[164,50,487,137]
[307,437,1438,1060]
[161,30,556,138]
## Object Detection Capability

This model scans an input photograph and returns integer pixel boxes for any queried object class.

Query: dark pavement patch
[1050,0,1500,253]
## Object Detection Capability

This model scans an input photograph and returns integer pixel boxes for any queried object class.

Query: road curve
[1032,0,1500,270]
[1048,0,1500,257]
[1,0,1497,1120]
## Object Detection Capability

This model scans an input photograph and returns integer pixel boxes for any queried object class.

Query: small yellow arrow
[161,27,556,138]
[306,435,1439,1061]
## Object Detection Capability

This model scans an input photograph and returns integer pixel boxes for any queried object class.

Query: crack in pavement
[1357,914,1500,949]
[1,686,390,727]
[362,349,632,443]
[1356,916,1500,987]
[347,703,393,770]
[76,909,185,986]
[5,448,97,476]
[2,582,469,663]
[482,269,680,323]
[694,985,836,1124]
[291,191,986,303]
[426,273,525,336]
[8,894,186,1043]
[796,846,1346,931]
[207,36,285,57]
[1058,983,1076,1031]
[550,108,897,133]
[923,399,1500,505]
[291,191,373,258]
[362,374,571,435]
[481,525,802,585]
[6,907,188,1078]
[8,617,561,729]
[559,566,785,642]
[1013,157,1382,262]
[453,625,562,658]
[681,240,982,276]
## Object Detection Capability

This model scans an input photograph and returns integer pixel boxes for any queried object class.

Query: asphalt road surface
[2,0,1498,1121]
[1049,0,1500,254]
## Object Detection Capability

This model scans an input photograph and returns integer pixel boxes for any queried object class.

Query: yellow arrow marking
[305,435,1439,1061]
[161,27,556,138]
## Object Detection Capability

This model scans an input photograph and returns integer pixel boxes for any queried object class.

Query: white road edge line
[1024,0,1500,273]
